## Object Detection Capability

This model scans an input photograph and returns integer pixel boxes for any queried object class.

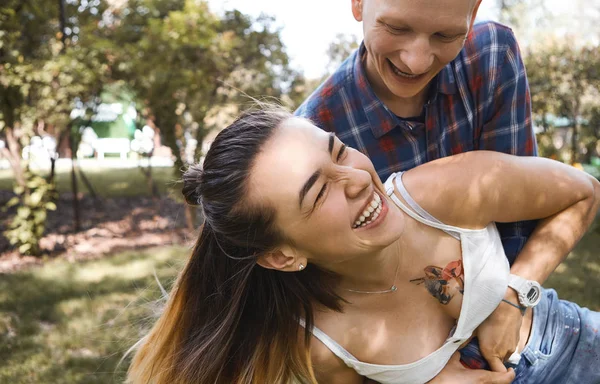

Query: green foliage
[107,0,294,173]
[286,33,359,109]
[0,0,109,132]
[0,0,297,255]
[326,33,359,74]
[3,167,58,256]
[525,41,600,163]
[0,0,110,256]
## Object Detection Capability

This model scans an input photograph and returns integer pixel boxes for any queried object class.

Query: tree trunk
[570,125,579,165]
[69,134,80,231]
[139,155,159,198]
[153,114,193,228]
[185,205,196,230]
[194,116,208,163]
[154,114,184,176]
[48,155,57,183]
[571,101,581,165]
[58,0,67,52]
[3,126,25,187]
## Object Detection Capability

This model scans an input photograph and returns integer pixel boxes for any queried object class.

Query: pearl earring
[298,263,305,271]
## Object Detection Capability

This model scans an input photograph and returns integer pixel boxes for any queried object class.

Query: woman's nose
[343,167,372,199]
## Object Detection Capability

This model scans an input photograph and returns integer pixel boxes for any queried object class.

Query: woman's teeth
[353,193,383,229]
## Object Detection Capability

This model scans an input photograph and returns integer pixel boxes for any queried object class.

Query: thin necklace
[343,256,400,294]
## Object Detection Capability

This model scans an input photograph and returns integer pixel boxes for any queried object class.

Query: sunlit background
[0,0,599,382]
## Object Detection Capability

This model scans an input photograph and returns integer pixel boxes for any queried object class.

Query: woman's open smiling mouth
[352,190,388,230]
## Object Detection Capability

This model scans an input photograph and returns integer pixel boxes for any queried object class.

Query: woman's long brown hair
[127,107,344,384]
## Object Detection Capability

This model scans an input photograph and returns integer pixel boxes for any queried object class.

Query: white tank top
[305,172,512,384]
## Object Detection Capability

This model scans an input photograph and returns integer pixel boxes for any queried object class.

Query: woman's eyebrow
[328,132,334,155]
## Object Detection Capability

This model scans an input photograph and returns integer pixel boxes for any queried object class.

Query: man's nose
[399,36,434,75]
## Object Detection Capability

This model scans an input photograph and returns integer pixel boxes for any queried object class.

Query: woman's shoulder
[402,151,511,229]
[301,308,365,384]
[309,334,365,384]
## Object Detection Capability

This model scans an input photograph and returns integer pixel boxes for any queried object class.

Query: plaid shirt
[295,21,538,264]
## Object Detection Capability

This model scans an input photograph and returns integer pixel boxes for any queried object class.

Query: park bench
[93,138,131,160]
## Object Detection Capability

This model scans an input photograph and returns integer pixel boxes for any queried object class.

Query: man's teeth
[391,64,419,78]
[353,193,383,228]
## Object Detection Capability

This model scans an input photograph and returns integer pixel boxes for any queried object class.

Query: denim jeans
[460,288,600,384]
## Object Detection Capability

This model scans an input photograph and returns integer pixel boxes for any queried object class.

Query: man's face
[353,0,481,102]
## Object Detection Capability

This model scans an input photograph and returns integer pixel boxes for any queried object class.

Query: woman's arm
[404,150,600,283]
[404,150,600,371]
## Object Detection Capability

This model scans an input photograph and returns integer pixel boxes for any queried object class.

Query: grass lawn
[0,166,179,198]
[545,224,600,309]
[0,226,598,383]
[0,246,189,384]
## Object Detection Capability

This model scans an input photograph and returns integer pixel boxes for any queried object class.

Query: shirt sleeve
[478,29,538,265]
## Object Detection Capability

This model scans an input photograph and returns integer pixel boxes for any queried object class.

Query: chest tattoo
[409,260,464,305]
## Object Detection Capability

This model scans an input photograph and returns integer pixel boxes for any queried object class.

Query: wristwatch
[508,274,542,308]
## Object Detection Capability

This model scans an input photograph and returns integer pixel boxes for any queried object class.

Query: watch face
[526,287,540,304]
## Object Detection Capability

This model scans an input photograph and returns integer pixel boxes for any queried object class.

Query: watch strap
[501,298,527,316]
[508,274,528,292]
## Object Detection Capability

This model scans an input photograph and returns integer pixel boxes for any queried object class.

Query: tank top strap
[298,318,359,365]
[384,173,464,239]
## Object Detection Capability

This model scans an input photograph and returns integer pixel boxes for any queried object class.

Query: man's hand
[428,352,515,384]
[475,289,523,372]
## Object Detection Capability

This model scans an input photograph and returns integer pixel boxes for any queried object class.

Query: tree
[326,33,359,74]
[525,41,600,164]
[285,33,360,109]
[1,0,108,184]
[497,0,528,29]
[0,0,109,254]
[105,0,293,228]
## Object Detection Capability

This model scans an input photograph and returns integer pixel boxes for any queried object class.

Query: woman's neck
[325,239,407,294]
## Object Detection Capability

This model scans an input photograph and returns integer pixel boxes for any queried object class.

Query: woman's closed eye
[314,143,348,207]
[336,144,347,162]
[315,183,327,206]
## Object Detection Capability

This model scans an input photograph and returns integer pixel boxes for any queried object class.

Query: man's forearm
[510,184,600,283]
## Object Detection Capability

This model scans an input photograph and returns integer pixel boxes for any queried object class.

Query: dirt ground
[0,191,198,273]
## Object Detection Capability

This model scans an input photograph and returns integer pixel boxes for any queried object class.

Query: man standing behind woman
[296,0,544,382]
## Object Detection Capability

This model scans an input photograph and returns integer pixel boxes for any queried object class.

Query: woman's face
[248,117,406,267]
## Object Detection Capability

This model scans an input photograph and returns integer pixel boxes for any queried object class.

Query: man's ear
[351,0,364,22]
[256,246,306,272]
[468,0,483,32]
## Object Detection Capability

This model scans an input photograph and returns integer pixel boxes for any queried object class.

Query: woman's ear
[256,246,307,272]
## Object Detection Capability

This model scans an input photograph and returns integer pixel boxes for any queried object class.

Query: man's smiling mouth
[388,59,424,79]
